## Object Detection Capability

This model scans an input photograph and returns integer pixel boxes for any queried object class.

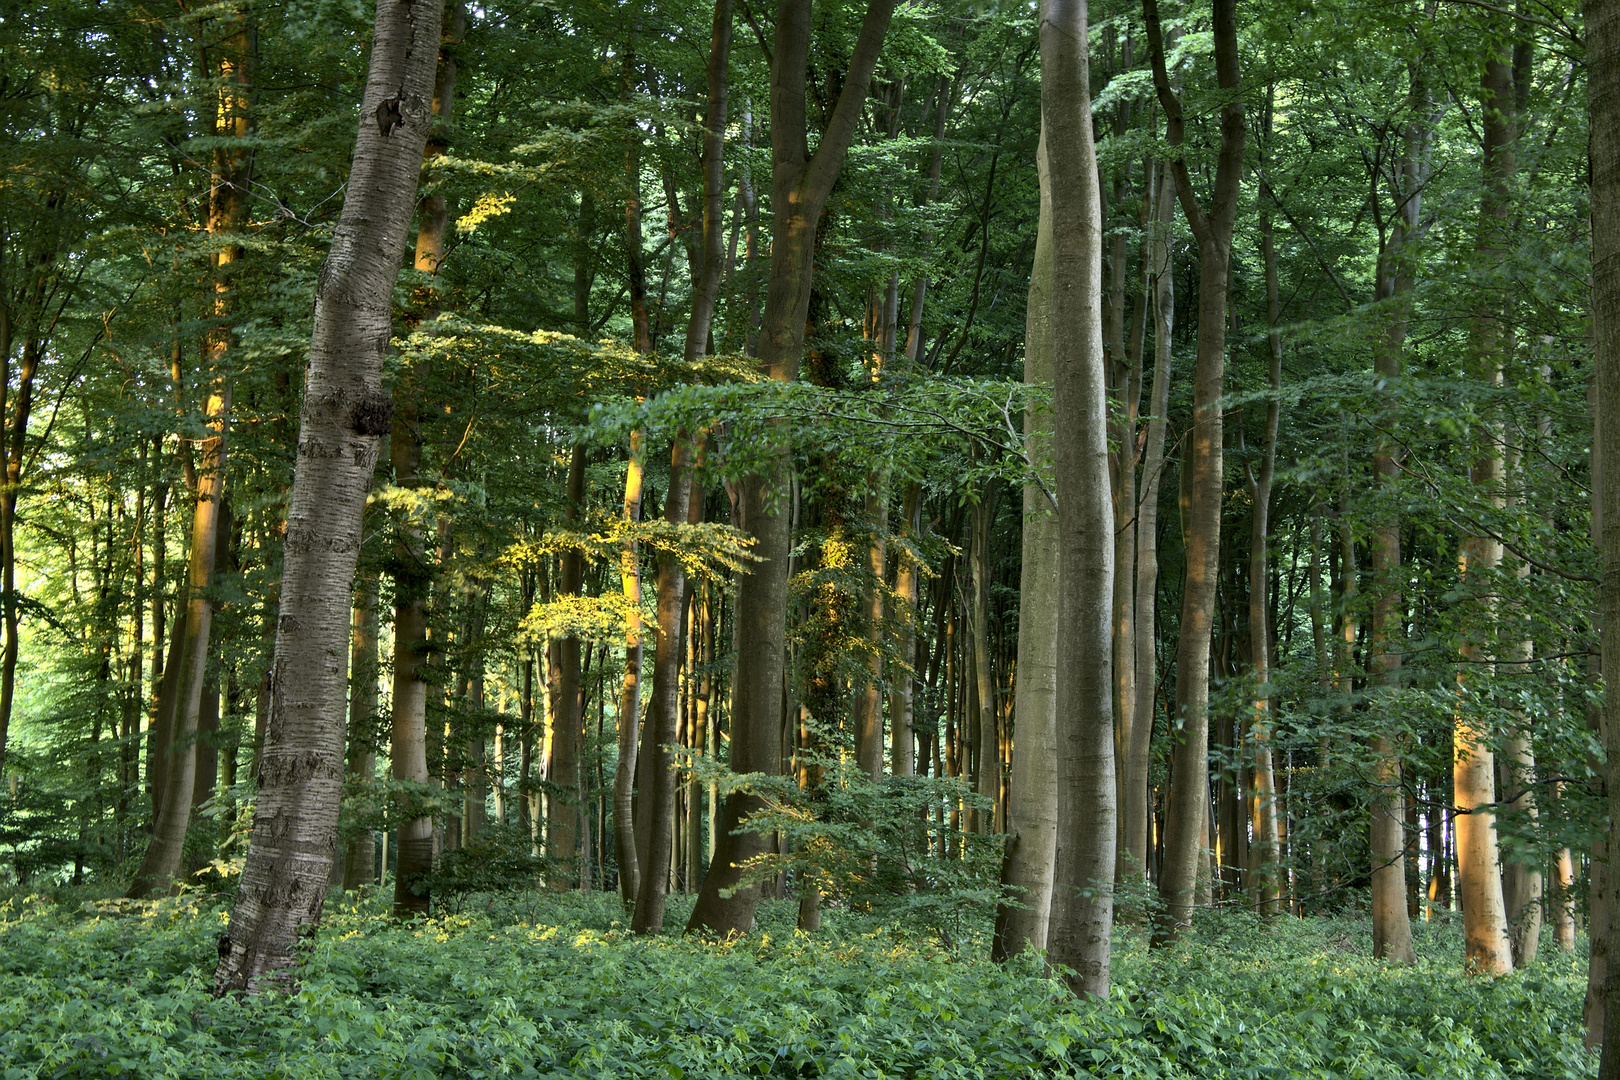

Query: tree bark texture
[214,0,444,994]
[1040,0,1115,1001]
[342,576,380,891]
[993,130,1058,960]
[547,444,587,885]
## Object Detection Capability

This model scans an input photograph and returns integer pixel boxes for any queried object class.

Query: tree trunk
[1041,0,1115,1000]
[1126,160,1175,882]
[1455,37,1516,978]
[1592,0,1620,1059]
[992,128,1058,960]
[343,576,380,891]
[1247,155,1282,921]
[548,444,586,886]
[686,0,896,937]
[129,12,249,890]
[614,434,646,912]
[889,485,921,776]
[1144,0,1244,944]
[214,0,444,993]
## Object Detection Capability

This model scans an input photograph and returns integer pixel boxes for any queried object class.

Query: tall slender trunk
[889,485,921,776]
[215,0,444,992]
[993,129,1058,959]
[614,434,646,912]
[129,16,250,896]
[1455,35,1516,977]
[686,0,897,937]
[1041,0,1115,1000]
[1127,160,1175,881]
[1144,0,1244,943]
[1247,153,1282,921]
[970,490,1000,829]
[548,445,586,885]
[343,576,380,891]
[1596,0,1620,1062]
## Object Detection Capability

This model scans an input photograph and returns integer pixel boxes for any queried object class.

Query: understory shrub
[0,891,1595,1079]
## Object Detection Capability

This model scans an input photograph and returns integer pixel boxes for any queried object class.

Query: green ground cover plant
[0,889,1594,1079]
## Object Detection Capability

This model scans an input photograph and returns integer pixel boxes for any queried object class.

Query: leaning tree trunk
[214,0,445,993]
[992,127,1058,961]
[1041,0,1115,1000]
[686,0,897,937]
[1144,0,1244,944]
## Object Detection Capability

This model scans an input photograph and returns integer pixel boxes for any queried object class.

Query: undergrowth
[0,887,1595,1079]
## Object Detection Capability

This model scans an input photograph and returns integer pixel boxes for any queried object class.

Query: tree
[685,0,897,937]
[1143,0,1245,943]
[214,0,446,992]
[1040,0,1114,999]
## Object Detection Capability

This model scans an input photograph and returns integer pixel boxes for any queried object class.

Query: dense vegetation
[0,891,1596,1078]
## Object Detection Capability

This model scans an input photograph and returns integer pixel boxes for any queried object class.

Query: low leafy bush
[0,890,1595,1079]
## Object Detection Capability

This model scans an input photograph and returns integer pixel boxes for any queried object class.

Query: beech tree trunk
[614,435,646,912]
[1365,69,1426,964]
[547,444,586,886]
[1455,35,1516,977]
[1126,160,1175,881]
[686,0,896,937]
[992,128,1058,961]
[1144,0,1244,943]
[1248,162,1282,921]
[129,16,249,897]
[214,0,444,993]
[1040,0,1115,1000]
[343,577,380,891]
[1592,0,1620,1063]
[889,485,921,776]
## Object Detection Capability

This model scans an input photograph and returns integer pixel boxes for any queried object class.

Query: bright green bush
[0,891,1595,1079]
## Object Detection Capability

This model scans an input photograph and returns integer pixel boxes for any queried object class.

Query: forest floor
[0,884,1594,1079]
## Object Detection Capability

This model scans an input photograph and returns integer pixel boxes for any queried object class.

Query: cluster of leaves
[0,891,1595,1079]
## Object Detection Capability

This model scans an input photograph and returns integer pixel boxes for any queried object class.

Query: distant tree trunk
[992,128,1058,961]
[1247,151,1282,920]
[614,433,646,913]
[1365,68,1426,964]
[386,4,460,916]
[129,15,250,896]
[889,485,921,776]
[1126,159,1175,882]
[343,576,380,891]
[633,2,732,933]
[1455,34,1516,978]
[686,0,897,937]
[969,490,1000,829]
[214,0,444,993]
[1041,0,1115,1000]
[548,445,587,886]
[1144,0,1244,943]
[1592,0,1620,1061]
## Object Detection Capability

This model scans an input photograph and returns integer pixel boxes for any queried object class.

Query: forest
[1,0,1619,1073]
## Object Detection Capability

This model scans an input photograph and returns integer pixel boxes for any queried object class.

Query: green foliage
[0,893,1595,1079]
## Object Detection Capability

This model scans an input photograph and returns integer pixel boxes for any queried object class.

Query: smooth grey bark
[686,0,896,937]
[992,128,1058,961]
[214,0,443,993]
[1041,0,1115,1000]
[614,437,646,913]
[1144,0,1244,943]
